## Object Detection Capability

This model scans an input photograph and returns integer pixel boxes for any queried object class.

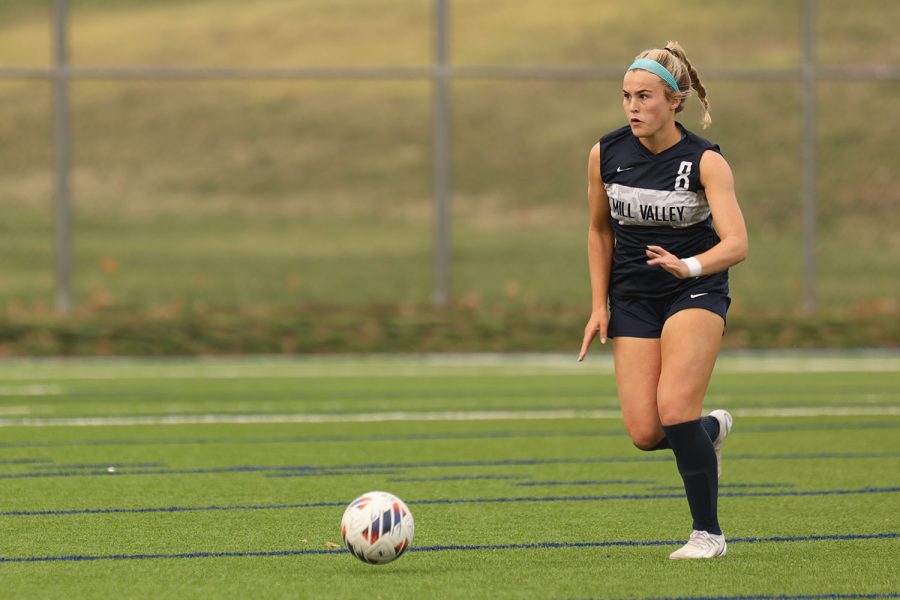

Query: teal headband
[627,58,680,92]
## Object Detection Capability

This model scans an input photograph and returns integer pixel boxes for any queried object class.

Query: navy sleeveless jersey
[600,122,729,299]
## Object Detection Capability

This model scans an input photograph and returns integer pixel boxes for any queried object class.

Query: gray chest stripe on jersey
[604,183,710,228]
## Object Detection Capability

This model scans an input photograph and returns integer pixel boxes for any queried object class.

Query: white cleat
[668,530,728,560]
[708,409,733,479]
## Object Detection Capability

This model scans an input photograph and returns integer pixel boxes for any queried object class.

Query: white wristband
[681,256,702,278]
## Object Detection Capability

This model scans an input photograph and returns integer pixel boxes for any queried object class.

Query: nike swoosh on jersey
[616,166,635,172]
[690,293,709,299]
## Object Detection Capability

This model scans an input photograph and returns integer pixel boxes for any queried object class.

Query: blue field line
[2,451,898,480]
[408,487,900,505]
[265,469,403,478]
[0,429,623,449]
[737,422,900,433]
[0,457,665,479]
[387,474,530,482]
[1,486,897,518]
[730,452,900,461]
[249,451,900,473]
[0,533,895,564]
[411,533,899,553]
[0,501,342,517]
[0,548,342,563]
[1,421,899,450]
[0,465,277,480]
[29,463,165,470]
[515,479,658,487]
[3,458,654,480]
[650,482,796,491]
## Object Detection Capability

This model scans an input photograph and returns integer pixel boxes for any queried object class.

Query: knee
[658,405,699,427]
[627,427,666,451]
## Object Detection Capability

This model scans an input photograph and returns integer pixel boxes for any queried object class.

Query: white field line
[1,406,899,427]
[0,385,63,396]
[0,352,896,380]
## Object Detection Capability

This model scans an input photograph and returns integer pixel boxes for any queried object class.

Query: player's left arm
[646,149,748,277]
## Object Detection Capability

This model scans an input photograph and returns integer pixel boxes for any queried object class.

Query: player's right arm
[578,142,615,362]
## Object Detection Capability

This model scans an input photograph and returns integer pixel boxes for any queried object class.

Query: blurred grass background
[0,0,898,353]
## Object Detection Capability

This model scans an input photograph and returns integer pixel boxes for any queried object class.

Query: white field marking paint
[0,385,63,396]
[715,353,900,374]
[0,352,896,381]
[1,406,899,427]
[0,410,623,427]
[732,406,900,417]
[0,354,602,380]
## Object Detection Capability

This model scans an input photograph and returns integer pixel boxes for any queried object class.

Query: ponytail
[635,41,712,128]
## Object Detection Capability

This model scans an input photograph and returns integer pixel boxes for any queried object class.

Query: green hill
[0,0,897,352]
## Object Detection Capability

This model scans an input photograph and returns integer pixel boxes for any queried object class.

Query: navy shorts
[608,288,731,339]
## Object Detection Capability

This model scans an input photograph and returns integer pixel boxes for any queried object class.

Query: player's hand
[578,311,608,362]
[646,245,691,279]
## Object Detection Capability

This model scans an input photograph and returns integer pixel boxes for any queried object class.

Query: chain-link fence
[1,0,898,334]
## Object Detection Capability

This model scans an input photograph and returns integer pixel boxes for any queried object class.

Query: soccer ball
[340,491,414,564]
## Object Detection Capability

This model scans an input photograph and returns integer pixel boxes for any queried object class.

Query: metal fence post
[802,0,817,312]
[432,0,451,307]
[53,0,73,314]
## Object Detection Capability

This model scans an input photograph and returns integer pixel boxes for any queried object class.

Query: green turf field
[0,353,897,599]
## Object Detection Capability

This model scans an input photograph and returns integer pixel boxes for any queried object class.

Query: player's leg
[657,308,723,424]
[613,336,666,450]
[657,308,728,559]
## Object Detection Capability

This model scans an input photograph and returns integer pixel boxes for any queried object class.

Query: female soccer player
[577,41,748,559]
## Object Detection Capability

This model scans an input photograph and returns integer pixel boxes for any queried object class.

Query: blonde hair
[635,41,711,129]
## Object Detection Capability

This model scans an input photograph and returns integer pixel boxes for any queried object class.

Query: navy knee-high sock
[648,416,719,452]
[645,415,718,451]
[662,419,721,535]
[700,414,721,442]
